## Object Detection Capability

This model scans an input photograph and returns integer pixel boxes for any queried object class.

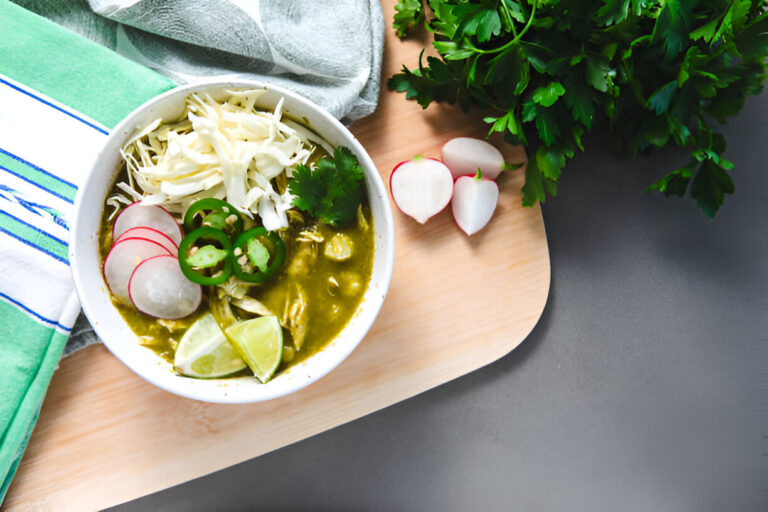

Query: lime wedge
[225,315,283,383]
[174,313,246,378]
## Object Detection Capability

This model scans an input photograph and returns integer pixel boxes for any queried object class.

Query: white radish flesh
[390,157,453,224]
[116,227,178,256]
[113,202,183,245]
[442,137,505,180]
[103,238,173,304]
[452,171,499,236]
[129,255,202,319]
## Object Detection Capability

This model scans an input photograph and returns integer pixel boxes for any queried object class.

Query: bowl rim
[69,79,395,403]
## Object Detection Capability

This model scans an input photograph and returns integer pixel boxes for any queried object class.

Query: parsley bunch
[289,146,365,227]
[389,0,768,216]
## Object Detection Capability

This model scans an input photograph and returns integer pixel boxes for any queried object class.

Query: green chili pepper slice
[178,227,233,286]
[183,198,244,238]
[231,227,286,283]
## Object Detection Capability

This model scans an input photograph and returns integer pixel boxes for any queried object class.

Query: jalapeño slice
[183,198,243,238]
[178,227,233,286]
[231,227,286,283]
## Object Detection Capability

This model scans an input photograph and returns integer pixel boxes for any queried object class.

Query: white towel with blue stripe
[0,73,113,502]
[0,3,177,498]
[0,74,108,334]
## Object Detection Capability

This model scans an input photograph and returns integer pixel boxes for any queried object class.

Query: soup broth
[99,197,373,374]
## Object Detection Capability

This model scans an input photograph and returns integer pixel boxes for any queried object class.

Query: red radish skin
[442,137,505,180]
[103,238,173,304]
[128,255,202,319]
[390,157,453,224]
[116,226,178,256]
[451,171,499,236]
[112,202,183,245]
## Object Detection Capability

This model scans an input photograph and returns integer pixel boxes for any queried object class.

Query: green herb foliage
[389,0,768,216]
[289,146,365,227]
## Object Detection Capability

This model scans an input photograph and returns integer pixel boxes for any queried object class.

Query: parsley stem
[471,0,537,55]
[499,0,518,38]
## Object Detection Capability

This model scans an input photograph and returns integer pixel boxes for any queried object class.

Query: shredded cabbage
[109,89,317,231]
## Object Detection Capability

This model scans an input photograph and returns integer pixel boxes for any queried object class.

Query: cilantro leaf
[484,48,521,86]
[521,157,547,207]
[585,57,613,93]
[475,8,502,42]
[288,146,365,227]
[532,82,565,107]
[563,76,596,129]
[650,0,692,61]
[597,0,631,26]
[534,106,561,147]
[690,160,735,218]
[289,165,324,215]
[393,0,425,38]
[646,161,696,197]
[647,81,678,115]
[690,17,719,43]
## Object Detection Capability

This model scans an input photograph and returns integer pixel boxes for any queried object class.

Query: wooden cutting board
[3,2,550,510]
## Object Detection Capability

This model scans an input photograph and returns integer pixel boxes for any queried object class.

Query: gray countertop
[110,93,767,512]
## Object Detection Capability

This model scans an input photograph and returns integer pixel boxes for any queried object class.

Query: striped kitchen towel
[0,0,173,502]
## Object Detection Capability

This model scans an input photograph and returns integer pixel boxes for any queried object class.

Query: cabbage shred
[110,89,317,231]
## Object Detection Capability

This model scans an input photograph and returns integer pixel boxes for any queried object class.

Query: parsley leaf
[289,146,365,227]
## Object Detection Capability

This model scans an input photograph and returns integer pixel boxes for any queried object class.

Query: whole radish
[442,137,505,180]
[390,156,453,224]
[452,170,499,236]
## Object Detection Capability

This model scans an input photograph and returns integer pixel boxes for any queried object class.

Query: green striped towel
[0,1,174,502]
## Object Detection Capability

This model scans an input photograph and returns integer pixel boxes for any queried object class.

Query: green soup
[99,91,375,380]
[100,189,374,376]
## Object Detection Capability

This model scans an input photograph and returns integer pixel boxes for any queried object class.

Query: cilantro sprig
[389,0,768,217]
[289,146,365,227]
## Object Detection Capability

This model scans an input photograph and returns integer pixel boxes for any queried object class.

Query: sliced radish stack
[442,137,505,180]
[116,226,178,256]
[104,238,173,304]
[452,170,499,236]
[390,156,453,224]
[113,202,183,245]
[129,255,202,319]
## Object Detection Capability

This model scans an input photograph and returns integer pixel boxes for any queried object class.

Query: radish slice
[128,255,202,319]
[452,170,499,236]
[103,238,173,304]
[442,137,505,180]
[116,227,178,256]
[113,202,183,245]
[390,157,453,224]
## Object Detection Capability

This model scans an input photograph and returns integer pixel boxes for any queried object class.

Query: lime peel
[174,313,246,378]
[225,315,283,383]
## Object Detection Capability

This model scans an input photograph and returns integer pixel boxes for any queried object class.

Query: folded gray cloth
[12,0,385,356]
[15,0,384,121]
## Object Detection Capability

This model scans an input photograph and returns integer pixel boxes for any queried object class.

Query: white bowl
[70,80,395,403]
